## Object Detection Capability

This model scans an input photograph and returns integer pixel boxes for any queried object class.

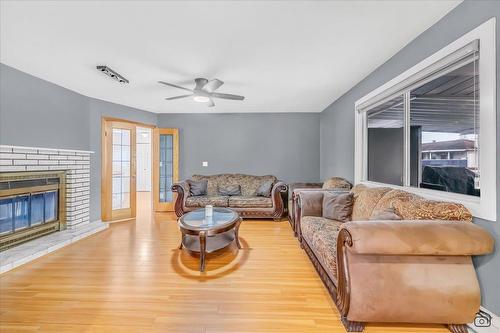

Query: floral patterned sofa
[288,177,352,235]
[172,174,287,219]
[296,184,494,333]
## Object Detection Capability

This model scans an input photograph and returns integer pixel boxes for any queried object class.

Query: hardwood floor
[0,193,449,333]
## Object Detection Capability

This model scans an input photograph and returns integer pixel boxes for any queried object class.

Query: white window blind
[357,40,479,114]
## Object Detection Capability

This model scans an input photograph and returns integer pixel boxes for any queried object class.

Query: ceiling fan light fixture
[193,95,210,103]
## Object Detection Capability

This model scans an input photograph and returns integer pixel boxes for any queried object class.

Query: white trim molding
[355,18,496,221]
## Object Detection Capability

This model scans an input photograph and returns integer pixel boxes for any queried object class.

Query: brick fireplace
[0,145,93,249]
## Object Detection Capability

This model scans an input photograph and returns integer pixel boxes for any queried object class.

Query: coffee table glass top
[179,208,239,231]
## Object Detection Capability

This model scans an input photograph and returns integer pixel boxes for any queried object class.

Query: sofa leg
[273,217,281,222]
[340,316,364,332]
[447,324,468,333]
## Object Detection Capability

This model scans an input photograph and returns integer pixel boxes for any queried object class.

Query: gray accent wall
[320,0,500,313]
[0,64,90,150]
[157,113,320,183]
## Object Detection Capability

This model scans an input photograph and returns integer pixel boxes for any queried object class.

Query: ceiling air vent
[96,65,129,83]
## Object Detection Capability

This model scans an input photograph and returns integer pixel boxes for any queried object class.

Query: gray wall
[0,64,320,222]
[0,63,90,150]
[158,113,320,183]
[320,0,500,313]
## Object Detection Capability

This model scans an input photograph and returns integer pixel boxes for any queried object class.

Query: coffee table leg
[235,218,242,249]
[179,234,184,249]
[199,231,207,272]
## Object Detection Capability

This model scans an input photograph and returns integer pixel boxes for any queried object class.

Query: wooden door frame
[101,117,155,222]
[152,128,179,212]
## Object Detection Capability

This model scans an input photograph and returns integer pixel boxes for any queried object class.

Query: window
[355,18,496,221]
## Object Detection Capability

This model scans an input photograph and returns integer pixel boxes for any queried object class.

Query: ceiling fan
[159,78,244,107]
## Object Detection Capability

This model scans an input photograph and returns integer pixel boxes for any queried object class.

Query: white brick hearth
[0,145,108,273]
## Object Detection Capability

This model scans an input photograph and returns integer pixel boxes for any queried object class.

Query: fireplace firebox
[0,171,66,251]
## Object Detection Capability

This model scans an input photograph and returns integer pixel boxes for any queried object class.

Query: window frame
[354,18,496,221]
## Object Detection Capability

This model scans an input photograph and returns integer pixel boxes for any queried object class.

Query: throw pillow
[256,180,274,197]
[370,208,402,220]
[218,184,241,196]
[322,192,354,222]
[187,179,207,196]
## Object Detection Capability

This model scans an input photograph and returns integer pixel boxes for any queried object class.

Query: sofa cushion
[256,179,274,197]
[322,177,352,190]
[192,174,277,196]
[322,192,354,222]
[393,199,473,222]
[351,184,392,220]
[229,196,273,208]
[218,184,241,196]
[370,208,402,220]
[371,189,420,216]
[301,216,343,282]
[185,195,229,208]
[186,179,207,196]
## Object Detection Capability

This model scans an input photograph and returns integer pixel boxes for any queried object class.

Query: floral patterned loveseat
[296,184,494,333]
[172,174,287,219]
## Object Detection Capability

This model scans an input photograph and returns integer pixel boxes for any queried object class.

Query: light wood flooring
[0,193,449,332]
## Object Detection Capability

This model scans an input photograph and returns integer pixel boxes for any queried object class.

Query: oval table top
[178,207,239,232]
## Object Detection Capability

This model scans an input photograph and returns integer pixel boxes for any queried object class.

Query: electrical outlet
[202,161,208,167]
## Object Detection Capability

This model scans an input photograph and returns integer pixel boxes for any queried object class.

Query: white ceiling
[0,0,461,114]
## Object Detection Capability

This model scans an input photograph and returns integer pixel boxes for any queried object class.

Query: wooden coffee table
[178,208,242,272]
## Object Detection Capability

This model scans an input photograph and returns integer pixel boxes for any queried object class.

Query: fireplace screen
[0,191,58,235]
[0,171,66,251]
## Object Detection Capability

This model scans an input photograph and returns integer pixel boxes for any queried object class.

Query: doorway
[101,118,179,222]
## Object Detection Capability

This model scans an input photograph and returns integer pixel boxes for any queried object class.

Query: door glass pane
[112,128,131,209]
[0,198,13,235]
[159,134,174,203]
[410,58,480,196]
[367,95,404,186]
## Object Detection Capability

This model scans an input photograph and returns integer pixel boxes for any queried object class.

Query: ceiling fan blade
[158,81,193,92]
[211,92,245,100]
[204,79,224,93]
[195,78,209,90]
[165,94,193,100]
[207,98,215,107]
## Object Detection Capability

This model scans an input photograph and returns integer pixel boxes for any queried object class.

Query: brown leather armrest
[340,220,494,256]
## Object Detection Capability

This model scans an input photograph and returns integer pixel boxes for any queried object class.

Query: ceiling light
[96,65,129,83]
[193,95,210,103]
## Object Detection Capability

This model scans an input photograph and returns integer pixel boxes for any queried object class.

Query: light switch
[202,161,208,167]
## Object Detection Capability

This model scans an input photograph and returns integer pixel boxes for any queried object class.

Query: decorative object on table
[205,205,213,217]
[178,207,242,272]
[172,174,287,220]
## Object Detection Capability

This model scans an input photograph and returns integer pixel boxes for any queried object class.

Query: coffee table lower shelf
[180,230,236,253]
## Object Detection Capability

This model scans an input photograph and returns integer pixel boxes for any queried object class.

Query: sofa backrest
[191,174,277,196]
[351,184,473,222]
[322,177,352,190]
